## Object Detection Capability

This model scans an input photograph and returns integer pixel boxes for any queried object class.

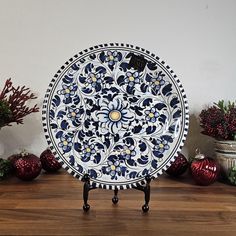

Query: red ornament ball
[13,152,42,181]
[40,148,61,172]
[191,154,220,185]
[8,153,22,166]
[166,153,189,177]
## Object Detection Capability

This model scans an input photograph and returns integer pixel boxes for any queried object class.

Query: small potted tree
[0,79,39,155]
[199,100,236,177]
[0,78,39,128]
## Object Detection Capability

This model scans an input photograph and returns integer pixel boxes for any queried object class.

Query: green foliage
[228,166,236,186]
[0,100,12,128]
[0,158,12,180]
[215,100,235,113]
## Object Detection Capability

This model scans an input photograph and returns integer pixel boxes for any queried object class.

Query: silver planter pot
[215,140,236,177]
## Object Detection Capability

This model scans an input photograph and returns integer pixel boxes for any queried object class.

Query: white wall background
[0,0,236,159]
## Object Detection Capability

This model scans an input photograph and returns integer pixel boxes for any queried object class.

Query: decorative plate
[42,43,189,189]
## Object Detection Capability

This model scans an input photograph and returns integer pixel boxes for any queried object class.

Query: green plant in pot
[0,79,39,179]
[0,79,39,129]
[199,100,236,179]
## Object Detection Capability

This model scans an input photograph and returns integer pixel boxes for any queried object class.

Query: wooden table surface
[0,170,236,236]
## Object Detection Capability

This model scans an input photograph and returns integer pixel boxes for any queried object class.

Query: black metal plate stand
[82,174,153,212]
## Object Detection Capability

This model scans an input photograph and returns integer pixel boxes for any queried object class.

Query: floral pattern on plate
[42,44,189,189]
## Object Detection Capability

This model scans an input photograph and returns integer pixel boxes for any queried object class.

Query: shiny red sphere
[8,154,22,166]
[40,149,61,172]
[191,157,220,185]
[14,153,42,181]
[166,153,189,177]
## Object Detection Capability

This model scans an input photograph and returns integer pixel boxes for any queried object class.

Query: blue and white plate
[42,43,189,189]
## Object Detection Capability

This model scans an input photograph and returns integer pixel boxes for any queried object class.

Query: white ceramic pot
[215,140,236,177]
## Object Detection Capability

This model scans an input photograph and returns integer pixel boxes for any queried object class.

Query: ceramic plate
[42,43,189,189]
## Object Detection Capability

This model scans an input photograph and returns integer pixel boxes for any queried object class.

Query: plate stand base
[82,174,97,212]
[82,174,152,213]
[132,175,152,212]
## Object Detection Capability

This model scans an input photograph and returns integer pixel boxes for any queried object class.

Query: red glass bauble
[14,152,42,181]
[8,154,22,166]
[166,153,189,177]
[40,148,61,172]
[190,154,220,185]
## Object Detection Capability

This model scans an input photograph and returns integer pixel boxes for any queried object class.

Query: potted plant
[0,79,39,157]
[0,78,39,128]
[199,100,236,177]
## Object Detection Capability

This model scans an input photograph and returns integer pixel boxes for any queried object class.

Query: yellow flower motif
[65,88,70,93]
[109,110,121,121]
[110,165,116,171]
[63,140,68,146]
[129,76,135,82]
[149,112,155,118]
[86,147,91,153]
